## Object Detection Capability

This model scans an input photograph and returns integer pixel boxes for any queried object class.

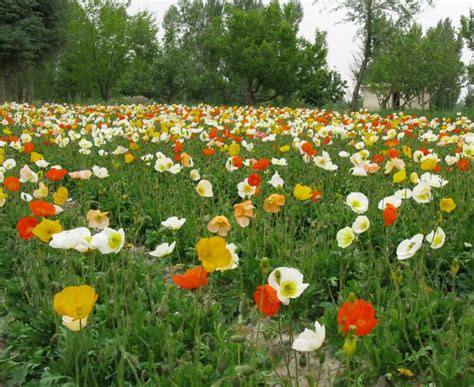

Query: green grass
[0,104,473,386]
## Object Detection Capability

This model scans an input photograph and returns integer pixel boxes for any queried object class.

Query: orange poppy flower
[4,176,20,192]
[29,200,56,217]
[16,216,38,240]
[234,200,255,227]
[457,158,470,172]
[252,158,271,171]
[263,194,285,213]
[172,266,208,289]
[383,203,397,226]
[202,148,216,157]
[337,299,379,337]
[253,284,281,317]
[385,138,399,147]
[23,142,35,153]
[386,149,400,159]
[46,168,68,181]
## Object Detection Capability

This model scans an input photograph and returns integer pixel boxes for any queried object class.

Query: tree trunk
[244,89,254,106]
[351,0,373,112]
[1,70,8,103]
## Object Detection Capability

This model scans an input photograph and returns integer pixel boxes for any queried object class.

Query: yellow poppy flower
[393,169,406,183]
[279,145,291,153]
[228,143,240,156]
[196,236,232,272]
[30,152,44,162]
[53,187,68,205]
[53,285,98,320]
[420,158,437,171]
[293,184,312,201]
[440,197,456,213]
[33,219,63,242]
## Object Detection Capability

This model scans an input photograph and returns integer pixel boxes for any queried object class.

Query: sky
[129,0,473,98]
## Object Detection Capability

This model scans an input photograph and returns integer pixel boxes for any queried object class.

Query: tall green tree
[58,0,157,101]
[315,0,434,111]
[219,0,302,104]
[423,19,464,109]
[0,0,66,101]
[460,9,473,107]
[297,31,346,106]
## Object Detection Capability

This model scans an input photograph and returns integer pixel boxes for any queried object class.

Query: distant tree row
[364,17,466,110]
[0,0,472,109]
[0,0,346,106]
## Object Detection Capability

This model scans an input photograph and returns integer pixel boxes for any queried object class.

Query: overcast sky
[129,0,473,97]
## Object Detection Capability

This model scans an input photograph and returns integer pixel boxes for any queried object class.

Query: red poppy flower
[232,156,243,168]
[252,158,271,171]
[323,135,332,145]
[248,173,261,187]
[253,284,281,317]
[202,148,216,157]
[209,128,218,139]
[174,141,183,153]
[457,158,470,172]
[172,266,208,290]
[386,149,400,159]
[301,142,317,156]
[4,176,20,192]
[310,190,322,202]
[29,200,56,217]
[46,168,68,181]
[418,147,430,156]
[385,138,399,147]
[337,299,379,337]
[372,154,384,164]
[16,216,38,240]
[383,203,397,226]
[23,142,35,153]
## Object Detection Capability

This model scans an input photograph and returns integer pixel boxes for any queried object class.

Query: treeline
[0,0,346,106]
[364,17,467,110]
[0,0,472,108]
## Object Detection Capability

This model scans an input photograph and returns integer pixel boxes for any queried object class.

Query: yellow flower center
[280,281,297,298]
[108,233,122,250]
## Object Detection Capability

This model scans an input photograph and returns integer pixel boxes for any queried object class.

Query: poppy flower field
[0,103,473,385]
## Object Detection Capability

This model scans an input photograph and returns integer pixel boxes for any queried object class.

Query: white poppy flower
[292,321,326,352]
[337,226,355,248]
[149,241,176,258]
[351,215,370,234]
[426,227,445,249]
[346,192,369,214]
[90,228,125,254]
[268,267,309,305]
[396,234,423,260]
[196,179,213,197]
[161,216,186,231]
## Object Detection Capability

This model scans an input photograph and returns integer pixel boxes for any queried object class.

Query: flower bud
[230,334,246,343]
[450,258,460,275]
[343,336,357,357]
[235,365,254,376]
[260,257,270,275]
